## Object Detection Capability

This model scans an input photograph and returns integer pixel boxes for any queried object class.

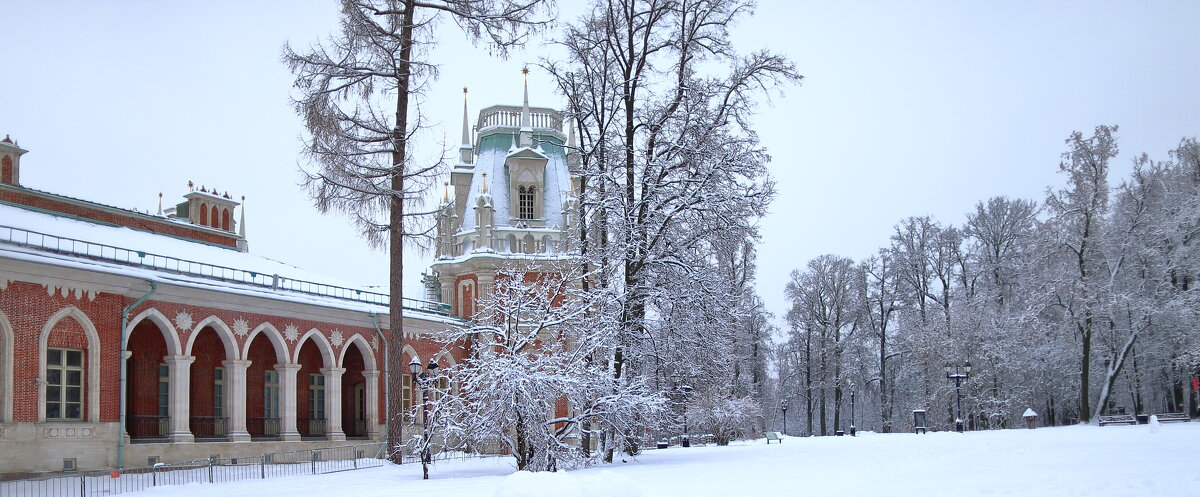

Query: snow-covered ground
[122,422,1199,497]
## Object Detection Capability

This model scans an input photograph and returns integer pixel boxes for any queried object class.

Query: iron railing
[0,225,452,315]
[126,415,169,442]
[189,416,229,440]
[247,417,281,438]
[0,443,387,497]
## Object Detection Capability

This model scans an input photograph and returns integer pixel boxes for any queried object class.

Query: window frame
[45,348,85,421]
[308,373,326,420]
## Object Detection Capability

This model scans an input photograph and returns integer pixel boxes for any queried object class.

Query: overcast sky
[3,1,1198,333]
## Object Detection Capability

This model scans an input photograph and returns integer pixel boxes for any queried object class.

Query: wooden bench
[1152,413,1190,423]
[765,431,782,444]
[1097,414,1137,426]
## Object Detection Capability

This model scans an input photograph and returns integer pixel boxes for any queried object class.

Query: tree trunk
[385,0,415,464]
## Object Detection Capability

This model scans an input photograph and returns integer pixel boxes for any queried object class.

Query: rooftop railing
[477,105,563,131]
[0,225,452,316]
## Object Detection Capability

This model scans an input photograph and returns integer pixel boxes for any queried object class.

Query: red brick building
[0,84,578,475]
[0,134,464,475]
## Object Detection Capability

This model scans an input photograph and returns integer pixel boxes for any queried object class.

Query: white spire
[520,67,531,129]
[520,67,533,147]
[459,87,474,164]
[461,87,471,146]
[238,196,246,238]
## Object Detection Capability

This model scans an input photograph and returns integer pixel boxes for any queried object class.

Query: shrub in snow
[689,393,764,445]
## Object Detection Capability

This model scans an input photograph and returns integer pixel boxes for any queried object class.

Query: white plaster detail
[41,283,98,301]
[371,335,379,351]
[39,426,95,439]
[233,318,249,337]
[285,323,299,342]
[330,329,344,348]
[174,311,194,331]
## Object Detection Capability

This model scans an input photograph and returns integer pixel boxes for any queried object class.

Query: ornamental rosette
[233,318,249,337]
[330,329,344,348]
[174,311,194,331]
[285,324,299,342]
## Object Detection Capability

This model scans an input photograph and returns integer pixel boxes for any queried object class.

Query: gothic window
[518,185,536,219]
[45,348,83,420]
[211,206,219,228]
[263,370,279,419]
[401,372,413,419]
[221,208,231,231]
[157,364,169,418]
[199,202,208,225]
[308,373,326,421]
[213,367,225,418]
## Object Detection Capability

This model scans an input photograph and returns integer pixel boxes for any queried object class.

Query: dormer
[0,134,28,187]
[506,147,548,226]
[170,184,241,233]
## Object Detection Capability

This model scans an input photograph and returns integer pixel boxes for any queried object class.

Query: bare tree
[1042,125,1118,423]
[430,264,665,472]
[283,0,553,462]
[548,0,799,458]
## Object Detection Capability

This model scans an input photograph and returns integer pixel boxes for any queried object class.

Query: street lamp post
[780,399,789,435]
[944,361,971,433]
[672,374,693,447]
[408,356,439,479]
[850,390,856,436]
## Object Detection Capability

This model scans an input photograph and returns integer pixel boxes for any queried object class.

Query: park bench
[766,431,782,444]
[1152,413,1190,423]
[1097,414,1137,426]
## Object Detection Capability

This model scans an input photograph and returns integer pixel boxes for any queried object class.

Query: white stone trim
[39,306,101,423]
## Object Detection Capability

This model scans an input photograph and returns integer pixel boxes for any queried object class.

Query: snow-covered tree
[430,264,665,472]
[284,0,553,462]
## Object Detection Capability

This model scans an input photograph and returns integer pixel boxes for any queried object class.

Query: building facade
[0,80,577,476]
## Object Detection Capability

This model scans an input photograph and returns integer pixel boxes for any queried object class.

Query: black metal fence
[0,442,386,497]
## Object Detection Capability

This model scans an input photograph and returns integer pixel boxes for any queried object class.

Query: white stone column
[165,355,195,443]
[322,367,347,441]
[222,359,252,442]
[276,363,302,441]
[439,275,456,315]
[476,272,495,302]
[121,351,132,444]
[362,369,382,439]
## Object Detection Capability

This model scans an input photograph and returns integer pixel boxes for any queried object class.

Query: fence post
[80,474,86,496]
[353,444,358,470]
[261,454,267,480]
[209,457,215,483]
[311,450,317,474]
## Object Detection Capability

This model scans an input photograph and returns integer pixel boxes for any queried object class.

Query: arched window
[199,202,208,226]
[1,156,12,185]
[518,185,535,219]
[211,206,219,228]
[221,208,231,231]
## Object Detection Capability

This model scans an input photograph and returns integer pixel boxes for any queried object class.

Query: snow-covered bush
[689,394,764,445]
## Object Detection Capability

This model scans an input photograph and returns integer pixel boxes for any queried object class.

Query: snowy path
[124,423,1200,496]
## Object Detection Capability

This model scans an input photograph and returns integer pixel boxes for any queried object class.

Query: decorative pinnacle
[520,67,531,130]
[461,87,471,147]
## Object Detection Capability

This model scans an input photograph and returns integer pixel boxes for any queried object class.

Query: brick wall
[0,281,124,422]
[127,320,168,419]
[0,186,240,248]
[189,327,227,417]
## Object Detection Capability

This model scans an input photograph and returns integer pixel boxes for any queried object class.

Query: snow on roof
[459,134,570,233]
[0,202,458,321]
